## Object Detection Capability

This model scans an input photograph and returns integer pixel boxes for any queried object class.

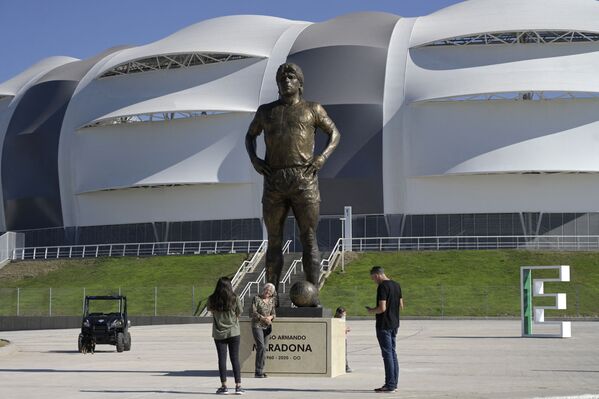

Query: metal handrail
[321,237,343,272]
[280,258,303,293]
[240,269,266,305]
[12,239,265,261]
[231,240,267,289]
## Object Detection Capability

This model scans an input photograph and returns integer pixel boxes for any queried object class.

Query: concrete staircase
[237,251,331,314]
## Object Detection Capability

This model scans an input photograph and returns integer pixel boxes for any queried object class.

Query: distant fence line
[1,284,596,318]
[12,240,265,261]
[343,235,599,252]
[0,286,209,317]
[8,235,599,262]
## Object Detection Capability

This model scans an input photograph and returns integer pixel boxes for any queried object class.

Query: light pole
[339,217,346,272]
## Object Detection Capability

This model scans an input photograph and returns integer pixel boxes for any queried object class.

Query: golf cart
[78,295,131,353]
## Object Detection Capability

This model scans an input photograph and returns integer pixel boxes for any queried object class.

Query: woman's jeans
[252,326,270,375]
[214,335,241,384]
[376,328,399,389]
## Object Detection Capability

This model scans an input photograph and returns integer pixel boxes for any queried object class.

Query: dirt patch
[0,259,97,283]
[0,340,8,348]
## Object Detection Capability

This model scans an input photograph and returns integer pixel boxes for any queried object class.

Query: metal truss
[98,183,194,192]
[429,91,599,102]
[425,30,599,46]
[81,110,229,129]
[99,52,255,78]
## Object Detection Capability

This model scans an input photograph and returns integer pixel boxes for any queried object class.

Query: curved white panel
[76,184,257,226]
[404,100,599,177]
[0,56,78,96]
[73,112,253,194]
[97,15,305,78]
[406,44,599,102]
[446,121,599,175]
[411,0,599,48]
[382,18,416,215]
[290,12,401,53]
[405,174,599,214]
[78,58,265,128]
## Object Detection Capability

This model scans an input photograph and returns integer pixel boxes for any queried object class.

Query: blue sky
[0,0,462,83]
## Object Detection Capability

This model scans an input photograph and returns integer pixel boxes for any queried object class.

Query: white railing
[239,269,267,307]
[12,239,265,261]
[280,258,303,293]
[321,237,343,272]
[231,240,267,289]
[346,235,599,251]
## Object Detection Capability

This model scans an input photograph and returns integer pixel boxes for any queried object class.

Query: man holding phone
[366,266,403,393]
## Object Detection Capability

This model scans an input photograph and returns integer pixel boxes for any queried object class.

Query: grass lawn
[0,254,245,316]
[320,250,599,318]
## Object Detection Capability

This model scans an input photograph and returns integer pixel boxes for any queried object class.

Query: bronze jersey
[252,99,337,169]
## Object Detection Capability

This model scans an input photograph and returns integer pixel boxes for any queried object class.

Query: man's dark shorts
[262,166,320,207]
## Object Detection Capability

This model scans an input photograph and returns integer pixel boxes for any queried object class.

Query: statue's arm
[245,106,271,176]
[307,103,340,174]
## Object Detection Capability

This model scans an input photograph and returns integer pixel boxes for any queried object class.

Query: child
[334,306,352,373]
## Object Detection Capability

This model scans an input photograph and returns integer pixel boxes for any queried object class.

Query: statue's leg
[291,200,321,286]
[263,198,289,293]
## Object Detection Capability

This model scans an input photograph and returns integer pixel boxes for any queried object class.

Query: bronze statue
[245,63,340,302]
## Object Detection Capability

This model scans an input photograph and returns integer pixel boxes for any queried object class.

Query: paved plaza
[1,320,598,399]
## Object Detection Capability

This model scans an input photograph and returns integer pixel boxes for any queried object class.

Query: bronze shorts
[262,166,320,206]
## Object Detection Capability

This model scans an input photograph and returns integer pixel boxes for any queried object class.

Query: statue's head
[276,63,304,98]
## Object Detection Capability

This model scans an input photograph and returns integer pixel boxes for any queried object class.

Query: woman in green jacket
[207,277,244,395]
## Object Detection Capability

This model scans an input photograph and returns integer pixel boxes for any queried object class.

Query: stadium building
[2,0,599,248]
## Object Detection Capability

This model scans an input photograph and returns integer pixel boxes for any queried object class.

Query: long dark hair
[207,277,237,312]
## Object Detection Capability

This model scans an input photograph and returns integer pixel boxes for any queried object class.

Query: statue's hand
[306,155,326,176]
[251,158,272,176]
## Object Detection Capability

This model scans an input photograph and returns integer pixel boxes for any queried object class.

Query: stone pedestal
[275,307,332,318]
[239,317,345,378]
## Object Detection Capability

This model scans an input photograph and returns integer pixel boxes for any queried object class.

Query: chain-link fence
[320,284,599,318]
[1,284,597,318]
[0,286,212,317]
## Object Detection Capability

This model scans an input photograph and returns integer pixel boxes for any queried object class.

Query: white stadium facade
[2,0,599,248]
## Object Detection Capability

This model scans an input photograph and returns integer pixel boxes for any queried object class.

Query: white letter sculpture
[520,265,571,338]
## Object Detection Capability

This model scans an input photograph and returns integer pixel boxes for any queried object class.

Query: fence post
[576,285,580,317]
[440,285,444,318]
[167,243,170,255]
[137,244,141,257]
[83,287,86,314]
[49,287,52,316]
[109,245,113,257]
[16,288,20,316]
[44,248,48,259]
[192,285,195,315]
[69,246,72,258]
[83,245,86,258]
[154,287,158,316]
[95,246,99,257]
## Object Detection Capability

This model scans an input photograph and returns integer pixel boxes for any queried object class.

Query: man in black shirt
[366,266,403,393]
